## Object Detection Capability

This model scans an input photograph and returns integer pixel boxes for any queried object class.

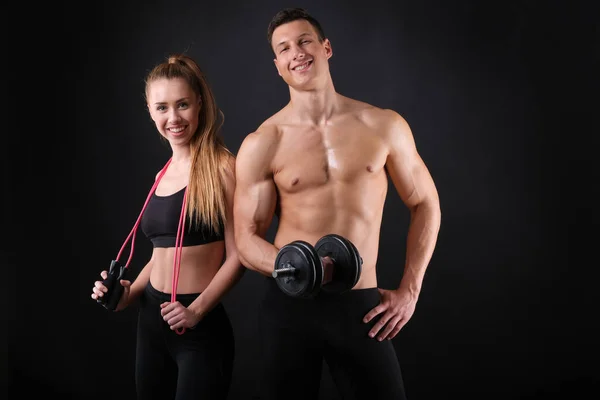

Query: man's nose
[292,46,306,60]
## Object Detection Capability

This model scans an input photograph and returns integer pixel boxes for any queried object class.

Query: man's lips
[292,60,313,71]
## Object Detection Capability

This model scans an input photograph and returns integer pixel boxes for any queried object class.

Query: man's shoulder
[255,116,281,136]
[243,123,278,148]
[238,118,281,159]
[353,105,405,130]
[243,107,290,145]
[339,96,410,142]
[342,95,403,124]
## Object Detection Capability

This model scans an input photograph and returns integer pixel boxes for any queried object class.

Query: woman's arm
[187,155,245,320]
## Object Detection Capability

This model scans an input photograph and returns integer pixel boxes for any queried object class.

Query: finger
[100,270,108,280]
[363,304,387,323]
[170,318,186,330]
[377,317,401,341]
[160,301,180,309]
[167,313,184,327]
[160,303,175,315]
[388,319,408,339]
[92,287,104,297]
[120,280,131,287]
[94,281,107,292]
[387,322,404,340]
[368,314,392,339]
[163,305,184,321]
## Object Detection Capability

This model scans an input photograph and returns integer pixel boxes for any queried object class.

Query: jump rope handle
[97,260,128,311]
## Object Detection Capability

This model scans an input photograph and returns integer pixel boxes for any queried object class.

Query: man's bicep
[234,140,278,236]
[234,177,277,236]
[386,117,438,209]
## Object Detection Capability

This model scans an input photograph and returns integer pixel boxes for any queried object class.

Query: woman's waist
[149,248,222,294]
[150,242,223,265]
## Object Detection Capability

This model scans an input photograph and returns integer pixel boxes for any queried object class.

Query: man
[234,7,441,400]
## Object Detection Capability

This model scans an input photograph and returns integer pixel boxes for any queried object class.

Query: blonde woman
[91,54,244,400]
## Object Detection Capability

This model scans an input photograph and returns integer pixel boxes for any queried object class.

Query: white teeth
[294,61,310,71]
[169,127,185,133]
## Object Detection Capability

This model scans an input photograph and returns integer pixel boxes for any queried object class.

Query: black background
[7,0,598,399]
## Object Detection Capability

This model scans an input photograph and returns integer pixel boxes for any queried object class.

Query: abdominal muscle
[149,240,225,294]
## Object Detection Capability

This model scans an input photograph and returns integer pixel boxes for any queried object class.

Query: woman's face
[147,77,201,147]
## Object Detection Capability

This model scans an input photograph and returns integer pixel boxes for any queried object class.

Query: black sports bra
[140,187,224,248]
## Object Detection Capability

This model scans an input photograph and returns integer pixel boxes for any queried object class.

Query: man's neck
[288,80,339,125]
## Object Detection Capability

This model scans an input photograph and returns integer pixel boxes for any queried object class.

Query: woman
[91,53,244,400]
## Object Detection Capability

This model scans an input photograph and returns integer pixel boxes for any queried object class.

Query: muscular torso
[269,101,391,289]
[149,168,225,294]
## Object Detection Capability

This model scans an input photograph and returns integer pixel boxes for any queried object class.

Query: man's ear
[324,38,333,59]
[273,58,282,76]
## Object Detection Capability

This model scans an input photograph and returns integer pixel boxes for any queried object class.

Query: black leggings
[259,277,407,400]
[135,282,234,400]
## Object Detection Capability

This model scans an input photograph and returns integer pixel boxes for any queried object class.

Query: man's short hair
[267,8,326,49]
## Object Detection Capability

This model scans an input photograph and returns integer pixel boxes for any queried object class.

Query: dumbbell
[97,259,128,311]
[272,234,363,298]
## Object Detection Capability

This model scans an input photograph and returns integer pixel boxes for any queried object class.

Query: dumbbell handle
[273,255,335,278]
[272,263,297,278]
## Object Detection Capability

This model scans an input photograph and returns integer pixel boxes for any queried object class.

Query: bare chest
[273,126,388,193]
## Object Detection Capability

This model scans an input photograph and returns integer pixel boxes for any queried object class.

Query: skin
[234,20,441,341]
[92,77,244,331]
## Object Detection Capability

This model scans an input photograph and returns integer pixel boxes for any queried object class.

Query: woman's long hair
[145,54,232,234]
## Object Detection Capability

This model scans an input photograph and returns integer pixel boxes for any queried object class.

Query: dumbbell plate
[273,240,322,298]
[315,234,362,294]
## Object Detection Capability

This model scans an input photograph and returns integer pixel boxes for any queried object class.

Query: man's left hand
[363,288,417,341]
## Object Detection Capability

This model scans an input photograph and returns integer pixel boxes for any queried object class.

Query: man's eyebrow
[275,32,312,49]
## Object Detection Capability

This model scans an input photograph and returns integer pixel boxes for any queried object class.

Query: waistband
[144,281,201,304]
[264,276,379,302]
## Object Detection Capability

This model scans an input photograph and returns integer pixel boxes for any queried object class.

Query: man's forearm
[238,233,280,277]
[398,199,441,297]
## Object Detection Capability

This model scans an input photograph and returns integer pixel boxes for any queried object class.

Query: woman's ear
[147,103,155,121]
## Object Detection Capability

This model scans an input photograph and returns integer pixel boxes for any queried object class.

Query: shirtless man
[234,8,441,400]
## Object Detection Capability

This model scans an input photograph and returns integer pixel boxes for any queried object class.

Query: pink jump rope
[99,157,189,335]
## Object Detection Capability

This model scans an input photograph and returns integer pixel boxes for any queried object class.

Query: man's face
[271,19,332,89]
